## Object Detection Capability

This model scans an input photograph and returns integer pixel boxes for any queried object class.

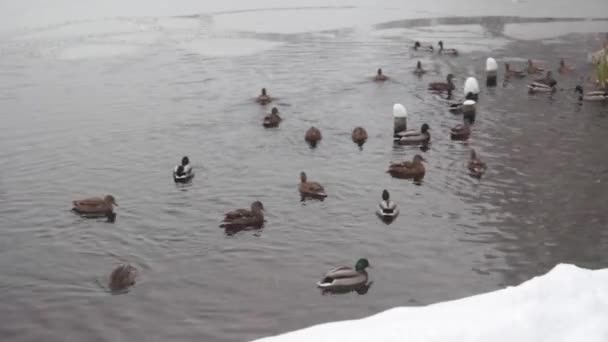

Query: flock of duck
[70,39,607,294]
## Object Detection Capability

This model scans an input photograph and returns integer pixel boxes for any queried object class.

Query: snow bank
[253,264,608,342]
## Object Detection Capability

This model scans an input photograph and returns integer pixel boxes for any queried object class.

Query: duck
[351,127,368,146]
[108,263,137,292]
[413,41,434,52]
[220,201,265,230]
[575,85,608,101]
[526,59,544,74]
[263,107,282,128]
[72,195,118,219]
[374,68,388,82]
[450,119,472,141]
[528,71,557,93]
[317,258,370,291]
[395,123,430,145]
[413,61,427,76]
[505,63,526,78]
[377,189,399,221]
[387,154,426,180]
[256,88,272,105]
[299,171,327,199]
[438,40,458,56]
[558,59,574,75]
[468,149,487,179]
[305,126,322,147]
[428,74,455,93]
[173,156,194,183]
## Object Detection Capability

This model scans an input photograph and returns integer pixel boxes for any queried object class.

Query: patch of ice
[504,21,608,41]
[178,38,283,57]
[253,264,608,342]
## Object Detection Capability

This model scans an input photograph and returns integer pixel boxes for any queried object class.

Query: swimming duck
[387,154,426,180]
[377,189,399,221]
[526,59,544,74]
[263,107,282,128]
[317,258,370,291]
[558,59,574,75]
[428,74,455,93]
[505,63,526,78]
[108,263,137,292]
[468,149,487,179]
[351,127,368,146]
[72,195,117,219]
[299,171,327,199]
[256,88,272,105]
[438,41,458,56]
[413,41,434,52]
[173,156,194,183]
[528,71,557,93]
[395,123,430,145]
[450,119,472,141]
[220,201,265,230]
[413,61,427,76]
[305,127,322,147]
[374,68,388,82]
[575,85,608,101]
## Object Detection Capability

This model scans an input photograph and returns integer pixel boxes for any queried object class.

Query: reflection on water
[0,3,608,342]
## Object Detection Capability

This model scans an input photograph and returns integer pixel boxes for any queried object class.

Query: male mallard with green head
[317,258,370,291]
[395,123,430,145]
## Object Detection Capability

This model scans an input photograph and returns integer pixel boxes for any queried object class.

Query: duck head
[527,59,533,67]
[416,61,422,69]
[261,88,267,96]
[109,264,137,291]
[470,149,478,160]
[413,154,426,163]
[300,171,307,183]
[355,258,371,271]
[251,201,264,212]
[505,63,511,71]
[271,107,279,115]
[438,40,444,49]
[414,41,421,50]
[104,195,118,207]
[382,189,390,201]
[377,68,383,76]
[420,123,430,133]
[181,156,189,166]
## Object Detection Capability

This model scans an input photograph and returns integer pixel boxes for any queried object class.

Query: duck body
[352,127,368,146]
[395,123,430,145]
[72,195,117,218]
[438,41,458,56]
[317,258,370,292]
[299,172,327,199]
[468,149,487,179]
[450,122,471,141]
[108,264,137,292]
[376,190,398,222]
[305,127,322,147]
[387,155,426,180]
[256,88,272,105]
[220,201,265,230]
[428,74,455,92]
[413,41,434,52]
[173,164,194,183]
[263,108,282,128]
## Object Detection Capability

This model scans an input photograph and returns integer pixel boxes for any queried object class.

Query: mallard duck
[468,149,487,179]
[395,123,430,145]
[505,63,526,78]
[374,68,388,82]
[173,156,194,183]
[558,59,574,75]
[351,127,368,146]
[438,40,458,56]
[220,201,265,229]
[305,126,322,147]
[575,85,608,101]
[299,171,327,199]
[450,119,471,141]
[317,258,370,291]
[108,263,137,292]
[428,74,455,92]
[528,71,557,93]
[72,195,117,219]
[387,154,426,180]
[527,59,544,74]
[377,189,398,221]
[413,41,433,52]
[263,107,282,128]
[256,88,272,105]
[413,61,426,76]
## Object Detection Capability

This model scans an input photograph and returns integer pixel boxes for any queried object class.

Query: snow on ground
[253,264,608,342]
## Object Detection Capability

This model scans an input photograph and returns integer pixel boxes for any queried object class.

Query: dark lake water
[1,2,608,341]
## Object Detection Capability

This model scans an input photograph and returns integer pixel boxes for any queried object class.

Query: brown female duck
[428,74,454,92]
[220,201,265,229]
[450,119,471,141]
[256,88,272,105]
[108,263,137,292]
[305,127,322,147]
[351,127,368,146]
[72,195,117,218]
[438,41,458,56]
[387,154,426,180]
[299,171,327,199]
[395,123,430,145]
[468,149,487,179]
[505,63,526,78]
[263,107,282,128]
[374,68,388,81]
